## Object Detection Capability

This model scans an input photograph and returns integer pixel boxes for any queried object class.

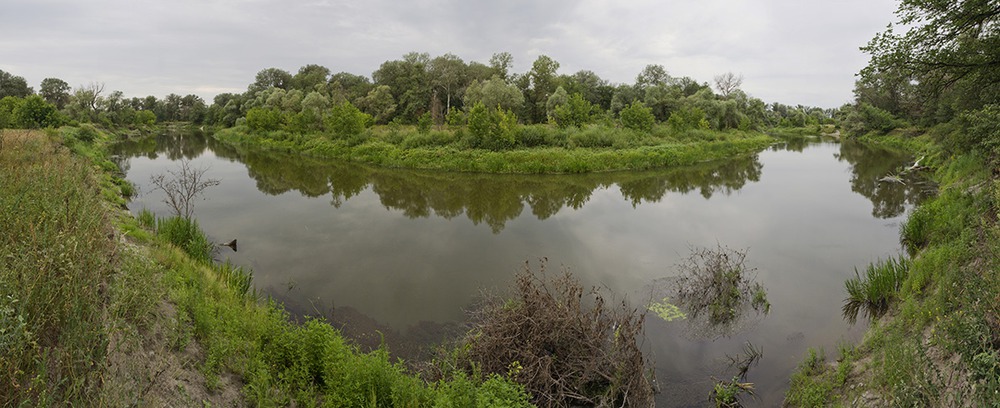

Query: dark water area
[114,131,932,406]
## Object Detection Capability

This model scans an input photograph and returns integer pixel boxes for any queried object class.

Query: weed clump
[451,260,655,407]
[672,245,769,338]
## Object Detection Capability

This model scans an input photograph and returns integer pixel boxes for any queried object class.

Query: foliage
[326,101,371,138]
[551,93,594,129]
[619,101,655,132]
[245,107,284,133]
[841,102,901,137]
[466,101,518,151]
[448,260,654,407]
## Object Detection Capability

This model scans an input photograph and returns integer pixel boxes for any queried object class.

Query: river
[113,131,931,406]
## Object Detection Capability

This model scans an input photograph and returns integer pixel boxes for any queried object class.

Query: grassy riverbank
[784,128,1000,406]
[0,129,534,406]
[213,124,774,174]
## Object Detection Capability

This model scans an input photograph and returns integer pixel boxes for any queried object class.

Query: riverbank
[213,124,775,174]
[783,129,1000,406]
[0,128,535,406]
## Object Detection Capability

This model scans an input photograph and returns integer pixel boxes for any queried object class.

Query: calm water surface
[114,132,929,406]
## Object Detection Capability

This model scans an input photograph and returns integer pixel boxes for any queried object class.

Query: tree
[372,52,431,122]
[245,107,283,132]
[39,78,71,109]
[357,85,396,124]
[292,64,331,92]
[249,68,293,93]
[619,101,655,132]
[328,72,373,103]
[713,72,743,99]
[545,86,570,121]
[467,101,518,151]
[463,77,524,113]
[861,0,1000,116]
[149,160,221,219]
[429,53,468,113]
[0,70,32,98]
[526,55,561,123]
[552,93,594,129]
[635,64,671,90]
[489,52,514,81]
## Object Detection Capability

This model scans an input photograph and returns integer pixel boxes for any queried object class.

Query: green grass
[213,124,775,174]
[0,130,158,405]
[842,256,909,324]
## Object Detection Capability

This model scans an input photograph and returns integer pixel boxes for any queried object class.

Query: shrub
[466,102,518,151]
[417,111,433,134]
[245,108,284,133]
[326,101,371,138]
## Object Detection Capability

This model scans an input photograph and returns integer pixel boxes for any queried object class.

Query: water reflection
[116,132,765,233]
[835,141,936,218]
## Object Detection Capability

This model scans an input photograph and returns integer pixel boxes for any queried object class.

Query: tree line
[214,53,836,135]
[0,71,207,129]
[2,52,835,134]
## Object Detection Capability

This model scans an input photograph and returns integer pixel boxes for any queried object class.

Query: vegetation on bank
[783,1,1000,405]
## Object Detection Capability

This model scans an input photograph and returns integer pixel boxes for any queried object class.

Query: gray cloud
[1,0,898,107]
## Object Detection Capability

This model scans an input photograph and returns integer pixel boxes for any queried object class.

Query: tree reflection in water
[113,132,932,232]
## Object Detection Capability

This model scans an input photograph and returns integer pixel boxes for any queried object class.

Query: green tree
[619,101,655,132]
[373,52,431,123]
[635,64,671,90]
[249,68,293,93]
[860,0,1000,119]
[357,85,396,124]
[429,53,468,112]
[526,55,561,123]
[489,52,514,81]
[292,64,331,92]
[39,78,71,109]
[545,86,569,121]
[552,93,594,129]
[0,70,32,98]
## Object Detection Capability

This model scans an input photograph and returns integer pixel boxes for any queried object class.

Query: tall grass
[842,256,909,324]
[0,131,116,405]
[156,216,214,263]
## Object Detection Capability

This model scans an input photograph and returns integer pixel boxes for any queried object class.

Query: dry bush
[455,259,655,407]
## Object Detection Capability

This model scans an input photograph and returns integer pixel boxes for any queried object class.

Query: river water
[114,131,930,406]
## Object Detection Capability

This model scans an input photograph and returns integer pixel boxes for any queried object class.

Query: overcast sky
[1,0,900,108]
